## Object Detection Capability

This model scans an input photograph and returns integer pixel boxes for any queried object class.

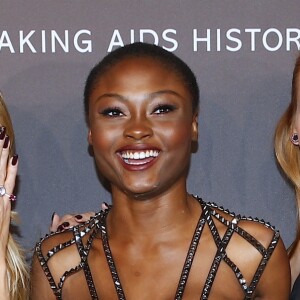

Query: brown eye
[101,107,124,117]
[153,104,176,115]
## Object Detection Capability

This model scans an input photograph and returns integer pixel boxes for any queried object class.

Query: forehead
[108,56,175,75]
[97,56,187,91]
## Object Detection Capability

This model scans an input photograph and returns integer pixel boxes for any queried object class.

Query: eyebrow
[96,89,185,102]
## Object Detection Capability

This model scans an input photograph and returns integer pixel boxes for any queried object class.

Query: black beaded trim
[101,208,127,300]
[200,197,280,299]
[35,210,104,299]
[173,210,206,299]
[35,196,280,300]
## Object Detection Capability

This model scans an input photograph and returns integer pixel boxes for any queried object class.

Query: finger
[58,218,82,228]
[0,136,10,184]
[75,212,95,223]
[4,155,18,195]
[51,214,78,232]
[49,213,61,232]
[101,202,109,211]
[0,126,6,161]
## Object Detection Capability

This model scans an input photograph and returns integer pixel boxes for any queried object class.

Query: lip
[116,144,161,171]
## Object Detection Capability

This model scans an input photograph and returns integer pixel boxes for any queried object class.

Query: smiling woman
[30,42,290,299]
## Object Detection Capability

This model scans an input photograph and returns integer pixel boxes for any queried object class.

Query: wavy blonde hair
[274,53,300,257]
[0,93,29,300]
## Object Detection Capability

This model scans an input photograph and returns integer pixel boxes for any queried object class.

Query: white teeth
[121,150,159,160]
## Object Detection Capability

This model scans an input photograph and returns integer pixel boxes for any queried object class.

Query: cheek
[90,126,115,155]
[89,128,118,178]
[160,121,193,148]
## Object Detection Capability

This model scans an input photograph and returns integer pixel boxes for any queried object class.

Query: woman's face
[88,56,198,198]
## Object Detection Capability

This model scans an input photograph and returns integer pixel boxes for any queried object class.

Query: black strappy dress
[35,196,280,300]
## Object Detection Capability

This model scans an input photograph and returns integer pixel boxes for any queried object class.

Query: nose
[123,116,153,140]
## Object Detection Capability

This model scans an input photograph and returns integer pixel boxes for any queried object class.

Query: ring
[0,186,16,201]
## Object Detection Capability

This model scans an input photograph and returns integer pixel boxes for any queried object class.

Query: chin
[123,183,168,201]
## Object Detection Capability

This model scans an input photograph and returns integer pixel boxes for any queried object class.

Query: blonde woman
[0,93,28,300]
[0,92,94,300]
[275,53,300,298]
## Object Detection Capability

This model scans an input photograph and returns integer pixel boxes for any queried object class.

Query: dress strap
[35,211,103,299]
[100,201,207,300]
[101,209,127,300]
[174,207,206,299]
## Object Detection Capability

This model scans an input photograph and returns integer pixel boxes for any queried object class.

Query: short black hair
[84,42,199,118]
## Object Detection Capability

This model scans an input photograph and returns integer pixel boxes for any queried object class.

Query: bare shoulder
[207,201,290,299]
[34,211,103,268]
[31,212,103,299]
[31,229,79,299]
[207,200,281,249]
[238,218,290,299]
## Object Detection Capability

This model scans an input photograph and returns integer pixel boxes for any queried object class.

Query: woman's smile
[117,146,161,171]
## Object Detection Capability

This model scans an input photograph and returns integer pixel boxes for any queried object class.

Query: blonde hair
[0,93,29,300]
[274,53,300,257]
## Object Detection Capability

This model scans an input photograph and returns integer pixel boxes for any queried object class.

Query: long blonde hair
[274,54,300,257]
[0,93,29,300]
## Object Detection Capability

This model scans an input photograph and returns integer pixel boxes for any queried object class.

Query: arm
[0,262,9,300]
[255,237,291,299]
[0,195,10,300]
[289,240,300,287]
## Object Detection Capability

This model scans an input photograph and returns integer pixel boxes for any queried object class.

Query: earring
[291,133,299,145]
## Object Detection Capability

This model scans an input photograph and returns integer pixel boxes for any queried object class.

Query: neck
[106,182,200,242]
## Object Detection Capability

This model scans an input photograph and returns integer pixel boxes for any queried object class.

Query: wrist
[0,262,9,298]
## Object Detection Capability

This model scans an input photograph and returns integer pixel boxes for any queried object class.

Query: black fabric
[290,274,300,300]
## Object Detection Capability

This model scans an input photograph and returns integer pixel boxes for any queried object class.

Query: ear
[191,112,198,142]
[88,129,93,145]
[290,116,300,145]
[291,132,299,146]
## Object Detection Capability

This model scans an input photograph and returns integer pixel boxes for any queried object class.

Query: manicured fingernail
[75,214,83,220]
[57,225,64,232]
[3,136,9,148]
[12,154,18,166]
[0,127,6,140]
[51,212,56,222]
[62,222,70,227]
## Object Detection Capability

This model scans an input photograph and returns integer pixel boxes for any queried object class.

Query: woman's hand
[0,129,18,300]
[49,203,109,232]
[49,211,96,232]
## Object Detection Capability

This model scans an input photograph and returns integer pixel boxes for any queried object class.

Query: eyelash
[152,104,176,115]
[100,104,176,117]
[100,107,124,117]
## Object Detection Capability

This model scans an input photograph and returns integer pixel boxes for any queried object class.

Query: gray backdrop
[0,1,299,253]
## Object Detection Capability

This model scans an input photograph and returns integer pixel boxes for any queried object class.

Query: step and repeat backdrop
[0,1,299,251]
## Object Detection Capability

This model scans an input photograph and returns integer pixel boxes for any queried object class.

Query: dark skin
[31,56,290,299]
